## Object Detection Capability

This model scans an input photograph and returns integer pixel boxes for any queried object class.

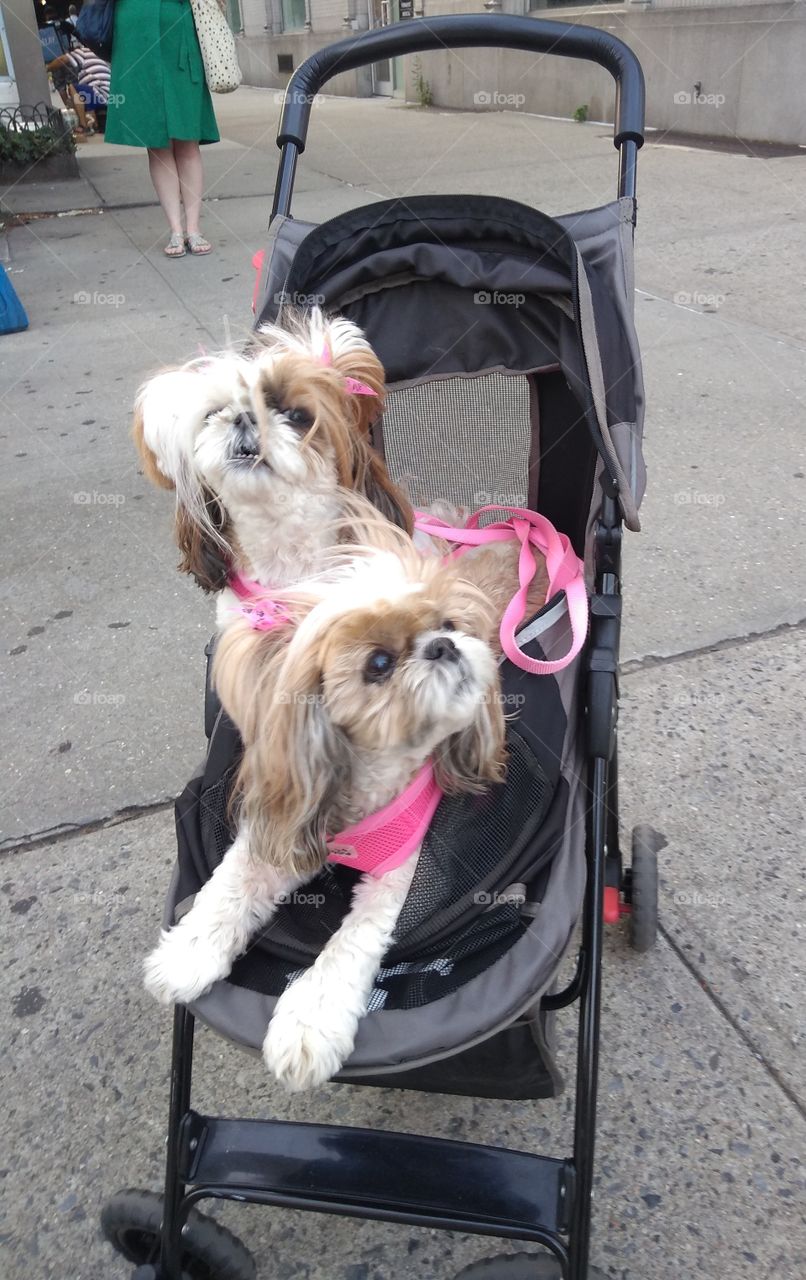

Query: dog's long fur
[214,532,506,879]
[144,528,507,1089]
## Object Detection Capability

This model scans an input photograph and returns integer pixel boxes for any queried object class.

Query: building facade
[2,0,51,110]
[233,0,393,95]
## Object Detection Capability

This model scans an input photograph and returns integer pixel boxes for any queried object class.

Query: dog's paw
[262,971,357,1091]
[143,927,231,1007]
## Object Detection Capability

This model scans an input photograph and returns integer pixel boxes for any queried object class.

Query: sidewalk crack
[621,616,806,677]
[660,923,806,1121]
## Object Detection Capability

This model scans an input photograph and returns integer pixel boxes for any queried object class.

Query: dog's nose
[423,635,459,663]
[232,412,260,458]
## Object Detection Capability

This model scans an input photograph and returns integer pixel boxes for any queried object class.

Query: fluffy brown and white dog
[143,529,506,1091]
[132,309,412,621]
[132,307,550,640]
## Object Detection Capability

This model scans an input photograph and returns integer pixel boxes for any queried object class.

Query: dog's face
[214,547,507,874]
[314,592,498,759]
[133,311,411,591]
[191,349,370,503]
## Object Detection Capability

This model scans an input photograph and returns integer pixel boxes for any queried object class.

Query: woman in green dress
[105,0,220,257]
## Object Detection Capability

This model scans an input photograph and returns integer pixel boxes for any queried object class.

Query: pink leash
[414,506,588,676]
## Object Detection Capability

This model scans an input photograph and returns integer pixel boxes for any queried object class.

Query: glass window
[282,0,307,31]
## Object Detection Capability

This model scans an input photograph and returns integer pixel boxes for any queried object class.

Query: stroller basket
[104,15,652,1280]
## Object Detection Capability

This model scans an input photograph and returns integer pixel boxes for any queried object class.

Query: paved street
[1,88,805,1279]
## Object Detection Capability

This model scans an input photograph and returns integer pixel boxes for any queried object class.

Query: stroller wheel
[628,824,659,953]
[100,1188,256,1280]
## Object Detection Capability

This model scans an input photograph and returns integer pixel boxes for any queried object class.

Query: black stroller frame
[108,17,651,1280]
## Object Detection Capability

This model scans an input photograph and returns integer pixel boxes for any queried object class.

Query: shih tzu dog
[143,528,506,1091]
[132,309,412,621]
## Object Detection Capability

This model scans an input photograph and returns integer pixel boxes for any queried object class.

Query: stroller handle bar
[273,16,645,216]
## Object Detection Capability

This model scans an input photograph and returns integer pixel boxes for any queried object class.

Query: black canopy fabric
[256,194,645,529]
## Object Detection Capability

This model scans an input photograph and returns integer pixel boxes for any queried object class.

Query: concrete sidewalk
[1,89,805,1280]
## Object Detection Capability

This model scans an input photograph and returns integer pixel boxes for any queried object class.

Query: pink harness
[326,763,443,877]
[226,507,587,875]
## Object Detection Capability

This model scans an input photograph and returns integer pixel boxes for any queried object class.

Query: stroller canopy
[257,193,646,536]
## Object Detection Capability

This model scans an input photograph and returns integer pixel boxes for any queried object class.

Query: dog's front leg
[263,852,418,1091]
[144,828,304,1006]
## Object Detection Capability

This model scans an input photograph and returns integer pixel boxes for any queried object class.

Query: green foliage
[411,57,433,109]
[0,121,75,168]
[573,104,589,124]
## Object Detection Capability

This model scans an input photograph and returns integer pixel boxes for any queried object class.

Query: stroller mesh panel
[228,898,530,1010]
[199,768,237,865]
[192,730,553,970]
[389,730,552,955]
[381,372,534,514]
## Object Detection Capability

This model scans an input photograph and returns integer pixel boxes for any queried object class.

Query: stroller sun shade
[257,193,646,533]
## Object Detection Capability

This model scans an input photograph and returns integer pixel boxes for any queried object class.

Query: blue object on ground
[0,264,29,334]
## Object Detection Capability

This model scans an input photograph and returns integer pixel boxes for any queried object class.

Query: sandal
[163,232,186,259]
[185,233,212,256]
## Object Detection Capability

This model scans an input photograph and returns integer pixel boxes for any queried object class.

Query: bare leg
[143,828,305,1005]
[68,85,88,131]
[147,145,184,243]
[172,139,207,240]
[263,852,419,1091]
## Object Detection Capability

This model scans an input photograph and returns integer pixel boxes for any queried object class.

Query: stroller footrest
[181,1112,573,1240]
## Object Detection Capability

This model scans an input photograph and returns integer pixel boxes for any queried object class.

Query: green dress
[105,0,220,147]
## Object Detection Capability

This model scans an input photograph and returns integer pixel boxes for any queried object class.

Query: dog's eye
[441,620,457,632]
[364,649,396,683]
[285,406,313,431]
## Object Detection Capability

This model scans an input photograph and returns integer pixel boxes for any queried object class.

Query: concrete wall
[3,0,51,108]
[237,31,375,95]
[401,1,806,146]
[237,0,374,94]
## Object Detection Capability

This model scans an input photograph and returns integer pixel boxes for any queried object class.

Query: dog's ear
[132,397,175,491]
[214,620,350,876]
[352,442,414,535]
[433,688,507,796]
[175,492,231,594]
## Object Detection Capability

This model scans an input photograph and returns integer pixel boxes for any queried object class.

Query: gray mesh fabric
[381,372,535,514]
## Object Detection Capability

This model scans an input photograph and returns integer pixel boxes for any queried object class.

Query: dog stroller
[102,15,655,1280]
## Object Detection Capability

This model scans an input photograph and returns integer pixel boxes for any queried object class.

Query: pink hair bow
[317,336,377,398]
